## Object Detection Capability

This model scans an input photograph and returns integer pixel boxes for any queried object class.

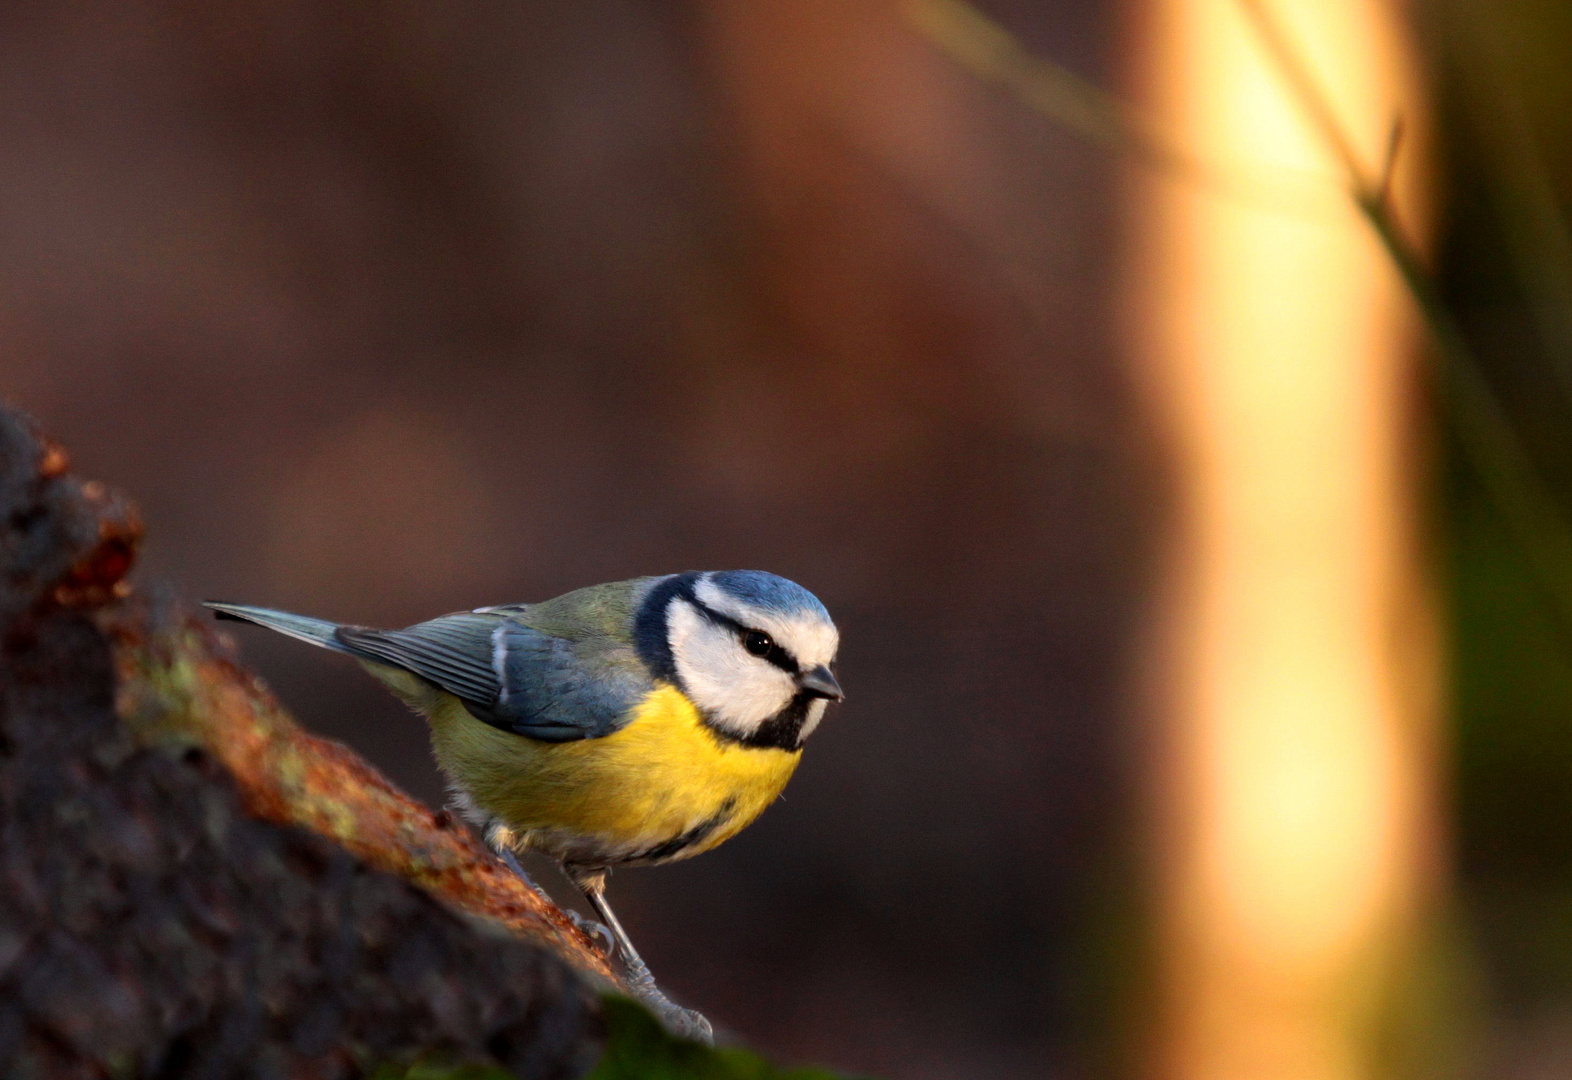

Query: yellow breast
[404,673,801,867]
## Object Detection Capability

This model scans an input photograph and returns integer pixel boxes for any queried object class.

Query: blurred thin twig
[903,0,1151,158]
[904,0,1572,640]
[902,0,1335,218]
[1235,0,1572,638]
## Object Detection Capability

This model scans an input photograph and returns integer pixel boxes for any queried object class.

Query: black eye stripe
[756,638,797,673]
[688,598,799,675]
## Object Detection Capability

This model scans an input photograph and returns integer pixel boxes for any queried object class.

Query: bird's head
[635,571,841,750]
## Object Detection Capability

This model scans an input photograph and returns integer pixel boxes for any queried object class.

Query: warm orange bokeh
[1124,1,1439,1078]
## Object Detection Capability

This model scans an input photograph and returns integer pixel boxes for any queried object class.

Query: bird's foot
[622,956,714,1045]
[493,850,617,959]
[566,910,616,956]
[494,847,552,901]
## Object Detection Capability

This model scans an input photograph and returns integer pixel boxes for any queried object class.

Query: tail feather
[202,602,350,653]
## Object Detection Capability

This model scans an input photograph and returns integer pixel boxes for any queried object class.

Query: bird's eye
[744,630,774,657]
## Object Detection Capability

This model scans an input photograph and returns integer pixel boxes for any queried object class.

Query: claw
[567,910,616,956]
[623,957,714,1044]
[493,846,549,901]
[648,997,714,1045]
[568,876,714,1044]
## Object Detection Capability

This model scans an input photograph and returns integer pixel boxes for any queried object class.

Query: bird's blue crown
[709,570,832,623]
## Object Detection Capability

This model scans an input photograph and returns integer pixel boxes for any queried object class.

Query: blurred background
[3,1,1572,1078]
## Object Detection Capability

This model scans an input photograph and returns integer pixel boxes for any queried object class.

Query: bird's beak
[797,665,844,701]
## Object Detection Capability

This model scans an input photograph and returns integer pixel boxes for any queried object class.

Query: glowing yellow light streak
[1123,2,1438,1078]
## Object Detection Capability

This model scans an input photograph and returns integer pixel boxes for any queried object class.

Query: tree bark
[0,403,610,1079]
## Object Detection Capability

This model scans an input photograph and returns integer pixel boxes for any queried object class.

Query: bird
[204,570,842,1043]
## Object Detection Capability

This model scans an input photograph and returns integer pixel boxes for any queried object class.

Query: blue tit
[204,570,842,1042]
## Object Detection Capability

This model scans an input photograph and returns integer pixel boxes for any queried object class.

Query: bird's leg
[483,821,548,898]
[496,846,545,896]
[484,825,615,954]
[569,868,714,1046]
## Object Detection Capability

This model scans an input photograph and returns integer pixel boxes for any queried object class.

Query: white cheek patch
[667,599,796,734]
[692,577,841,669]
[798,698,829,741]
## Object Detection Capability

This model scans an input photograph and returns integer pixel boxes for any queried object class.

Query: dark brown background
[26,0,1572,1077]
[0,2,1151,1078]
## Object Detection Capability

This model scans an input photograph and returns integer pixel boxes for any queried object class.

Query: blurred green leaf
[588,996,857,1080]
[365,1059,516,1080]
[367,996,862,1080]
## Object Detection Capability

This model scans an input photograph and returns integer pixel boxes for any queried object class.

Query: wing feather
[334,611,645,743]
[335,613,502,706]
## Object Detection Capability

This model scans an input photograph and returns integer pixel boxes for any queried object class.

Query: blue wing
[334,612,644,742]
